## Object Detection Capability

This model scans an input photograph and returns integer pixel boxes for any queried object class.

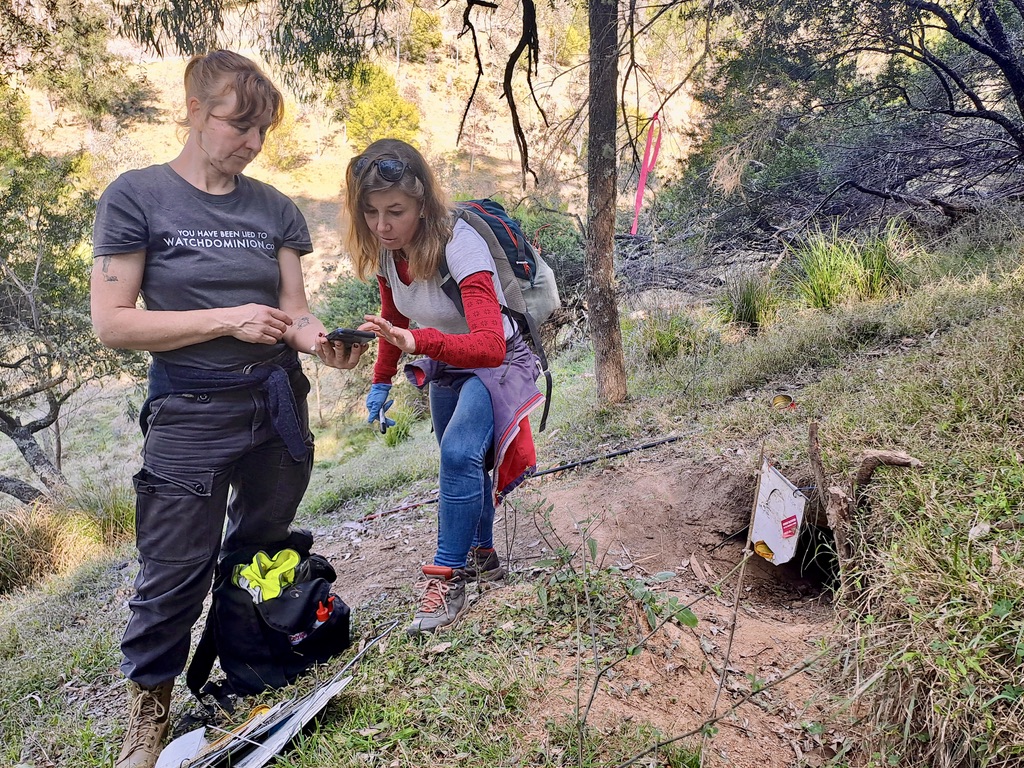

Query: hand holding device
[326,328,376,345]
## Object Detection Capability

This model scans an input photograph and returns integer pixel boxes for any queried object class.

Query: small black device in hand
[326,328,376,345]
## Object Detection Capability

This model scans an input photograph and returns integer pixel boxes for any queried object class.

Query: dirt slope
[316,445,836,767]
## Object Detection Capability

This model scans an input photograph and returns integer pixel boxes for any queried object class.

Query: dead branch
[454,0,494,144]
[501,0,540,186]
[807,422,830,525]
[809,425,923,602]
[853,450,924,499]
[850,182,978,221]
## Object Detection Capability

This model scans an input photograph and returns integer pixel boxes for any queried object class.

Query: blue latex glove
[366,383,396,433]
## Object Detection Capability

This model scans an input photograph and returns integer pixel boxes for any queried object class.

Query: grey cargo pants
[120,369,313,687]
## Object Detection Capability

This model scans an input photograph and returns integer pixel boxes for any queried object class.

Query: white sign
[751,459,807,565]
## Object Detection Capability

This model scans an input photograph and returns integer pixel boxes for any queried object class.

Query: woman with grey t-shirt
[90,50,364,768]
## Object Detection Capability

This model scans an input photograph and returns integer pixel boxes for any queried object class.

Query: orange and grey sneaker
[465,546,507,588]
[406,565,468,637]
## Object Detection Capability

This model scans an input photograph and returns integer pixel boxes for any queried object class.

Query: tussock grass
[717,271,779,331]
[789,225,862,309]
[786,221,911,310]
[0,503,108,592]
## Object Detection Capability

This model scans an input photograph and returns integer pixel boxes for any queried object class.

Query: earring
[419,212,425,219]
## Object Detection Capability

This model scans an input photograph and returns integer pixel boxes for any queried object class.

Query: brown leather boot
[114,680,173,768]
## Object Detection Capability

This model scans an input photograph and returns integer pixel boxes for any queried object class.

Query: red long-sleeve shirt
[372,264,507,384]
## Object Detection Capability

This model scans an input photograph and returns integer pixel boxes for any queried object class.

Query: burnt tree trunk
[586,0,627,404]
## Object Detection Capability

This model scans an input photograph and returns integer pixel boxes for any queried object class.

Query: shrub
[260,109,306,171]
[314,275,381,330]
[343,64,420,149]
[405,8,443,63]
[718,271,778,331]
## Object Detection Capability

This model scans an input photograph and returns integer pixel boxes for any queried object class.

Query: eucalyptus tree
[674,0,1024,241]
[2,0,151,127]
[0,84,145,504]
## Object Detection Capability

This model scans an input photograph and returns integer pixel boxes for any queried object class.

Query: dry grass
[816,299,1024,766]
[0,502,106,592]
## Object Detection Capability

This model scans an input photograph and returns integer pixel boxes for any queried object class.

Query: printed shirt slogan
[165,229,274,250]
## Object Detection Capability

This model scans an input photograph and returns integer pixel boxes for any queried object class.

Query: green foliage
[626,575,699,631]
[314,275,381,330]
[0,108,144,494]
[404,8,443,63]
[0,83,27,172]
[854,221,909,300]
[788,223,909,309]
[625,311,720,365]
[718,272,778,331]
[382,408,413,448]
[17,0,153,127]
[555,10,589,66]
[0,557,125,764]
[789,229,861,310]
[259,107,307,171]
[342,63,420,149]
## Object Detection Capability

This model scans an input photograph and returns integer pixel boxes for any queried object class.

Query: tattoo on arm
[295,316,312,329]
[101,256,119,282]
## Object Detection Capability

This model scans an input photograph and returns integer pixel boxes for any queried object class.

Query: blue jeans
[430,374,495,569]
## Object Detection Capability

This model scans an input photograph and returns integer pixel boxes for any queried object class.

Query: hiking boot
[406,565,468,637]
[115,680,173,768]
[464,546,506,588]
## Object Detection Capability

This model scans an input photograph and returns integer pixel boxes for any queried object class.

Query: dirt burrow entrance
[317,446,838,768]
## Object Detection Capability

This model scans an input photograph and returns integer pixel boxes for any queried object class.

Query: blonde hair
[178,50,284,131]
[343,139,452,282]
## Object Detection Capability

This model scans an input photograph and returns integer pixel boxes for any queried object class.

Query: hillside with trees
[1,1,1022,766]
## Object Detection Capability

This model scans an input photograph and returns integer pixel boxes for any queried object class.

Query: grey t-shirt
[92,164,312,370]
[379,219,514,338]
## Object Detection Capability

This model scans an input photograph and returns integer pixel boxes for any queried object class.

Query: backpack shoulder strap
[448,209,552,431]
[185,606,218,700]
[451,208,529,314]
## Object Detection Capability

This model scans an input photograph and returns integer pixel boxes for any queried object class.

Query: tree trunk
[0,423,66,492]
[0,475,45,504]
[586,0,627,404]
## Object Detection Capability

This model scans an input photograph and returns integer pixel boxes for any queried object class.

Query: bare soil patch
[317,445,835,767]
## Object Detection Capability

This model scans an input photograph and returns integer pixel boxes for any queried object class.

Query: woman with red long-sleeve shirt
[343,139,543,636]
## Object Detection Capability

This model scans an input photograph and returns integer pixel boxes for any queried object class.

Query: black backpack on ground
[186,529,351,707]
